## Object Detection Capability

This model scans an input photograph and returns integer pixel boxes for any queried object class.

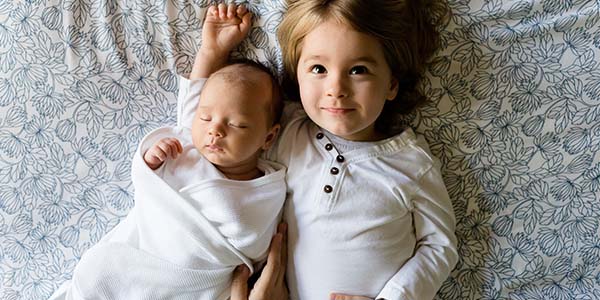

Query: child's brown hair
[277,0,449,134]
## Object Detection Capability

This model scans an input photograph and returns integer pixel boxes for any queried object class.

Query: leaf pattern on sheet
[0,0,284,298]
[422,1,600,299]
[0,0,599,299]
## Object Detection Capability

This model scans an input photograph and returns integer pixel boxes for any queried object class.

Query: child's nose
[326,74,349,99]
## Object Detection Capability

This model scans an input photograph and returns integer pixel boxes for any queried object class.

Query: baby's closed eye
[228,122,248,128]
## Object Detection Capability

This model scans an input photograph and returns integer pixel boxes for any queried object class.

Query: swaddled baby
[49,59,286,300]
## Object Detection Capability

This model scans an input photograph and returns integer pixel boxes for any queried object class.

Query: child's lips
[322,107,353,114]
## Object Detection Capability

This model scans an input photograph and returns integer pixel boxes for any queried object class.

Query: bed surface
[0,0,599,299]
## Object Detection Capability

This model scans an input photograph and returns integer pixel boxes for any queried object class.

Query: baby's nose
[208,124,225,137]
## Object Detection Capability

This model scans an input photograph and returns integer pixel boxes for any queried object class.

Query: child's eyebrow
[301,55,323,63]
[301,55,379,65]
[351,56,379,65]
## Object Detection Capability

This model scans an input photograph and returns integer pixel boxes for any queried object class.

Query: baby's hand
[143,138,183,170]
[191,3,252,79]
[201,3,252,59]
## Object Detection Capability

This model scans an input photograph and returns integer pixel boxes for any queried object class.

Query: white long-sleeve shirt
[179,76,458,300]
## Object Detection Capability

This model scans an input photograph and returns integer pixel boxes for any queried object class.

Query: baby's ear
[262,124,281,150]
[386,77,400,101]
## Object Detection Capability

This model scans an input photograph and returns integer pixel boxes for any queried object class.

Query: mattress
[0,0,598,299]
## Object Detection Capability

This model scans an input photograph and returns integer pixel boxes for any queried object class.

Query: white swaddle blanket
[50,127,286,300]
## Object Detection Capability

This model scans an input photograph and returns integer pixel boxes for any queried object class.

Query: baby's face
[191,75,275,169]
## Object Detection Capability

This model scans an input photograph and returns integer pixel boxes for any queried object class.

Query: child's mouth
[323,107,353,114]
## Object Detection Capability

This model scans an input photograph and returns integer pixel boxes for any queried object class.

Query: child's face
[191,74,277,169]
[296,20,399,141]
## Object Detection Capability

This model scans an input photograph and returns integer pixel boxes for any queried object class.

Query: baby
[49,58,287,300]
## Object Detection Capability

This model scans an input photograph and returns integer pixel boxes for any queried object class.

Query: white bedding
[1,0,599,299]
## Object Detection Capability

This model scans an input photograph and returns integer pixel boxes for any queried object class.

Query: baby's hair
[277,0,449,134]
[209,59,284,126]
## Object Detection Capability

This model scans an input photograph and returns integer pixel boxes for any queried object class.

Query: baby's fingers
[155,142,172,160]
[217,3,227,18]
[164,138,182,159]
[207,5,218,17]
[236,4,248,17]
[227,3,236,19]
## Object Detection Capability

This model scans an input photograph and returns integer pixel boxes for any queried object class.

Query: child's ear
[262,124,281,150]
[386,77,400,101]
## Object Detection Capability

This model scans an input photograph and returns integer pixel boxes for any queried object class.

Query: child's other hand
[143,138,183,170]
[201,3,252,58]
[230,223,288,300]
[330,293,373,300]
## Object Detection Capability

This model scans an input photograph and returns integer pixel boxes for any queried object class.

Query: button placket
[315,131,345,196]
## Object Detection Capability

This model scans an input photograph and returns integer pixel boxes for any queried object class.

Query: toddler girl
[186,1,458,299]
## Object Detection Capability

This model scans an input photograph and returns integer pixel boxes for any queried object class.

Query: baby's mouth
[205,144,223,152]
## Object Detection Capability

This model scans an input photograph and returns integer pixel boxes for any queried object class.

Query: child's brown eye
[350,66,368,75]
[310,65,326,74]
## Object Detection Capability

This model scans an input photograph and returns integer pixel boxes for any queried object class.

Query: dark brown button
[316,132,324,139]
[330,167,339,175]
[324,185,333,193]
[336,155,345,163]
[325,143,333,151]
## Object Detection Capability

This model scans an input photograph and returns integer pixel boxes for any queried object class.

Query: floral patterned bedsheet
[0,0,599,299]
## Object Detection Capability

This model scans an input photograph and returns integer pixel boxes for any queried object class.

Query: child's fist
[143,138,183,170]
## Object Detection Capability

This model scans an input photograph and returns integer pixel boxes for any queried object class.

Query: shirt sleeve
[176,76,207,128]
[376,162,458,300]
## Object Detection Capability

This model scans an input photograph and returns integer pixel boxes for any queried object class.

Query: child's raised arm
[190,3,252,79]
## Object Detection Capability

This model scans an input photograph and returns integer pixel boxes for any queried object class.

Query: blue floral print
[0,0,599,299]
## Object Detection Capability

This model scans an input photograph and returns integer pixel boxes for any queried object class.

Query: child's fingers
[257,233,283,287]
[230,265,250,300]
[329,293,372,300]
[278,222,288,283]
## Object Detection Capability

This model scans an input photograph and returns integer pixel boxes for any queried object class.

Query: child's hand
[191,3,252,79]
[143,138,183,170]
[330,293,373,300]
[230,223,288,300]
